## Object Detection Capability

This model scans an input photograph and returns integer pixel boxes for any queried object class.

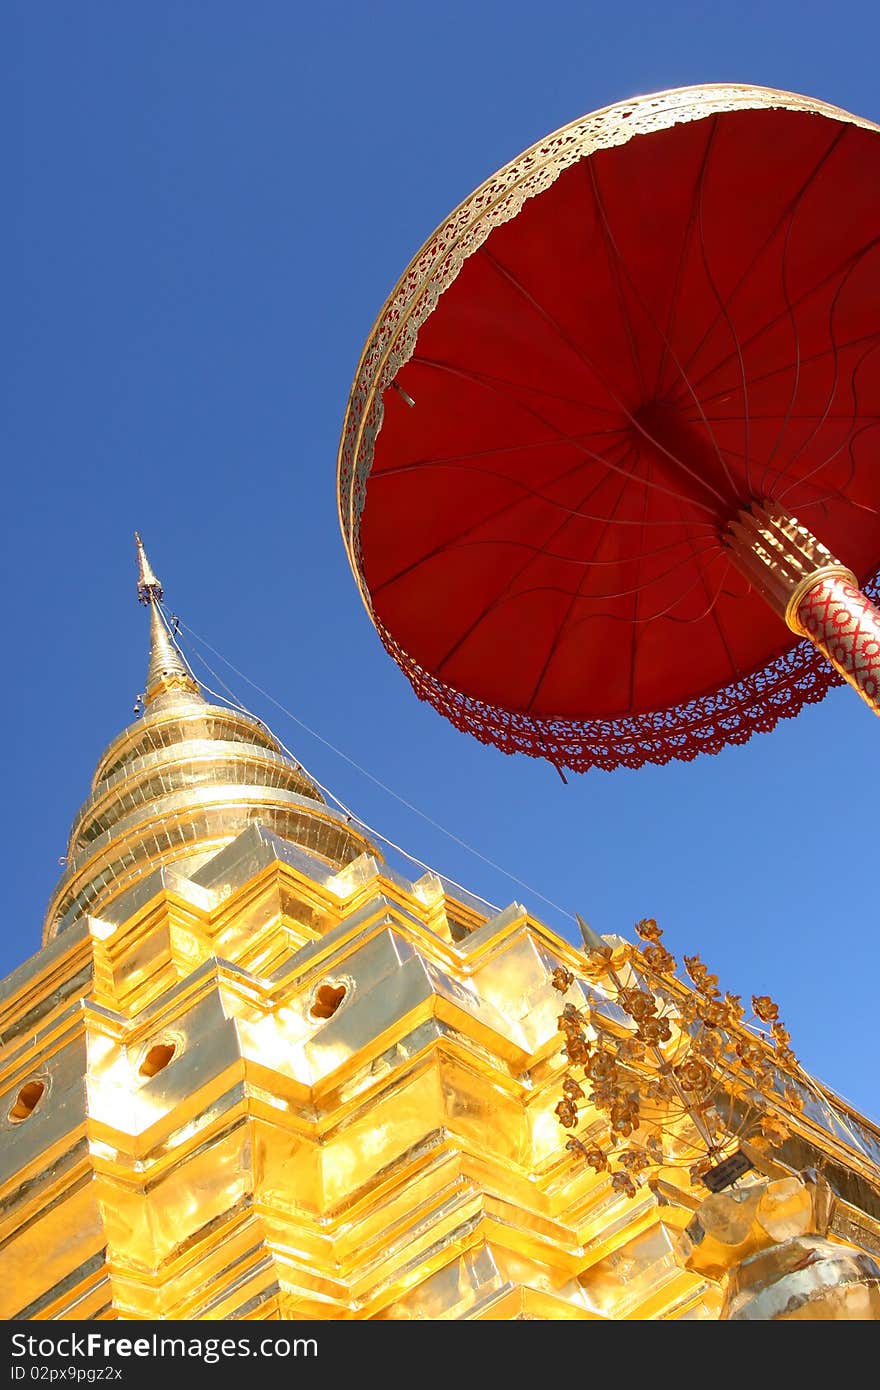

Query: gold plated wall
[3,822,880,1321]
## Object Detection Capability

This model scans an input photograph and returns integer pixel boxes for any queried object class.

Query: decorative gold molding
[785,566,858,632]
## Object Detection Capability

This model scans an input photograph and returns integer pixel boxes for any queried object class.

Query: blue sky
[3,1,879,1118]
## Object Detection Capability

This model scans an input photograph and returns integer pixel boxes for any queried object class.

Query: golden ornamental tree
[552,919,806,1199]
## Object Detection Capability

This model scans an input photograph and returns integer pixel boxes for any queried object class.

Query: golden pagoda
[1,540,879,1321]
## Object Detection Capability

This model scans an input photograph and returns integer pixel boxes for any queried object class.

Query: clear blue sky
[3,1,879,1118]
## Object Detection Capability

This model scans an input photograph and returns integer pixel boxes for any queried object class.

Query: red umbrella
[338,85,880,772]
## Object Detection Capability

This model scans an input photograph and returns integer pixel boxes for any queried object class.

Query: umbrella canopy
[338,85,880,771]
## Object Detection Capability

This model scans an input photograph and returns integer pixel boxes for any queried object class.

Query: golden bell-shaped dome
[43,538,373,941]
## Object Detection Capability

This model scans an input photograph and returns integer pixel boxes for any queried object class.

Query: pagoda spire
[134,533,203,709]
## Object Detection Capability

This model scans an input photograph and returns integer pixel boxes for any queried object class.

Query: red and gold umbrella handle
[727,504,880,717]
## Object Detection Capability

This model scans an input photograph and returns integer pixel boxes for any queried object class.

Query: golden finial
[133,533,202,709]
[135,531,164,605]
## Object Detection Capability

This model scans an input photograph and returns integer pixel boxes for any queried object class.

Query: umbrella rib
[695,116,752,496]
[694,327,880,406]
[645,553,732,627]
[626,476,652,714]
[373,425,628,481]
[779,389,880,506]
[408,354,624,418]
[427,546,719,625]
[795,490,880,518]
[586,160,647,400]
[433,531,718,568]
[542,551,730,631]
[371,439,717,600]
[770,261,872,498]
[653,118,714,400]
[374,456,715,531]
[713,437,863,509]
[585,125,738,500]
[678,235,880,401]
[794,471,880,519]
[758,174,806,490]
[696,411,880,420]
[520,465,636,714]
[433,444,635,679]
[391,353,721,515]
[532,514,733,638]
[670,124,850,385]
[427,558,724,652]
[370,451,602,598]
[673,494,742,678]
[511,539,720,602]
[484,538,721,613]
[478,247,730,509]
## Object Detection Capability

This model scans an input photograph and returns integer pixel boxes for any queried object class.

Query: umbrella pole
[726,502,880,716]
